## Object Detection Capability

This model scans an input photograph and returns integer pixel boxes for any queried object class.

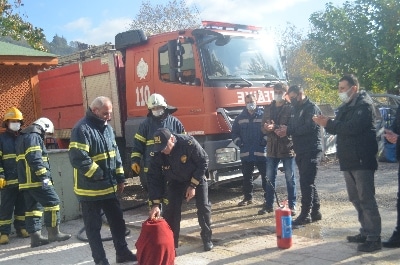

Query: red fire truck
[38,21,286,187]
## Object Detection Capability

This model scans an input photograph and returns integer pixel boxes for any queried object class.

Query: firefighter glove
[0,177,6,189]
[131,163,141,175]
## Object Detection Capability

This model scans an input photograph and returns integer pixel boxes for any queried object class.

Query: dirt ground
[119,156,399,244]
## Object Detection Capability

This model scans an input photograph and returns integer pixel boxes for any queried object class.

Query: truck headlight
[215,148,236,163]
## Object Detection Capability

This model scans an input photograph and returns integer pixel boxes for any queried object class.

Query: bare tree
[129,0,201,35]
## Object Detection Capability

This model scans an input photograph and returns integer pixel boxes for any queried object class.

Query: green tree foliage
[0,0,46,51]
[278,23,341,107]
[129,0,201,35]
[46,35,78,55]
[308,0,400,92]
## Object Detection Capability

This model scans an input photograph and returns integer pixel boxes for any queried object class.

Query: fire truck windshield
[200,35,285,82]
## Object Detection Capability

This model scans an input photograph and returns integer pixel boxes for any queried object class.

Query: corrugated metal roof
[0,41,57,57]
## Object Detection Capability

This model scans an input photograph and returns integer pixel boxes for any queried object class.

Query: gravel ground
[120,156,399,243]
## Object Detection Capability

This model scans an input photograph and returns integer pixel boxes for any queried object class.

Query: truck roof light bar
[201,21,262,32]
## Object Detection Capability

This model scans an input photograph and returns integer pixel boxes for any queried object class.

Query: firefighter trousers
[0,186,26,234]
[163,179,212,248]
[23,186,61,234]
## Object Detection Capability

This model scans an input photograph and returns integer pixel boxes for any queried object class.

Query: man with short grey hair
[69,96,136,264]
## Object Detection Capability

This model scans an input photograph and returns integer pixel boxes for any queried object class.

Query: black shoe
[357,239,382,252]
[292,213,312,226]
[382,230,400,248]
[116,249,137,263]
[258,206,273,215]
[311,210,322,221]
[203,240,214,251]
[347,234,367,243]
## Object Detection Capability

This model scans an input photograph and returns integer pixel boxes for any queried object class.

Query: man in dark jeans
[382,104,400,248]
[277,85,323,226]
[313,74,382,252]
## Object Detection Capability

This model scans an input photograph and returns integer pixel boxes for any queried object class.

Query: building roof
[0,41,58,66]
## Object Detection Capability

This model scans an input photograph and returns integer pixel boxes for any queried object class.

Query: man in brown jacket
[259,83,297,215]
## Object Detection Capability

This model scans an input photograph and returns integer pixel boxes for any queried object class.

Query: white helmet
[33,117,54,134]
[147,93,167,109]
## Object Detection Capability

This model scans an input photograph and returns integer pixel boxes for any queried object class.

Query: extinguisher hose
[265,175,284,209]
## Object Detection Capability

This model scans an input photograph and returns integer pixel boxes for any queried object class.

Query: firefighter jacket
[325,91,378,171]
[0,130,19,187]
[69,109,125,201]
[287,97,322,155]
[147,134,208,206]
[231,107,266,162]
[15,125,53,189]
[261,100,295,158]
[131,109,185,173]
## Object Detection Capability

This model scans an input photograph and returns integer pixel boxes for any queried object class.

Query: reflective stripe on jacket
[231,107,266,162]
[16,125,52,189]
[0,130,19,187]
[131,112,185,172]
[69,109,125,201]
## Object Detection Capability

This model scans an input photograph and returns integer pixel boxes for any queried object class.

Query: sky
[19,0,349,45]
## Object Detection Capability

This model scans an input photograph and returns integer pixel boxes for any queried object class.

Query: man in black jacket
[313,74,382,252]
[147,128,213,252]
[382,104,400,248]
[277,85,323,226]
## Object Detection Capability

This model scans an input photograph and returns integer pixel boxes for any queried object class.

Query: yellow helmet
[3,107,23,121]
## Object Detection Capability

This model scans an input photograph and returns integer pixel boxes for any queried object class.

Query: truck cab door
[152,38,204,132]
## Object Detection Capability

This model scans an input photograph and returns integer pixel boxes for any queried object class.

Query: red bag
[135,218,175,265]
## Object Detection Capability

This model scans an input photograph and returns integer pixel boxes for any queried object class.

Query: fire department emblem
[136,58,148,80]
[180,155,187,163]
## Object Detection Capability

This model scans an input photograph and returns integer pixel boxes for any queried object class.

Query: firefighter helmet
[147,93,167,109]
[3,107,23,121]
[33,117,54,134]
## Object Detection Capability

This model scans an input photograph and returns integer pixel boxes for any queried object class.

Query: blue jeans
[265,157,296,209]
[344,170,381,241]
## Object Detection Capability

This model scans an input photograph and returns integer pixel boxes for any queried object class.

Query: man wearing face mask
[0,107,29,244]
[16,116,71,248]
[131,93,185,192]
[232,94,267,207]
[260,83,297,215]
[69,96,136,264]
[276,85,323,226]
[313,74,382,252]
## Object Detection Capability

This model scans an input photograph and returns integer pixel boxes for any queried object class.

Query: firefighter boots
[30,231,49,248]
[382,230,400,248]
[47,225,72,242]
[16,228,30,238]
[0,234,9,244]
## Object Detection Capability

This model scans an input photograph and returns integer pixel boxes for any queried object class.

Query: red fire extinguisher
[275,201,292,249]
